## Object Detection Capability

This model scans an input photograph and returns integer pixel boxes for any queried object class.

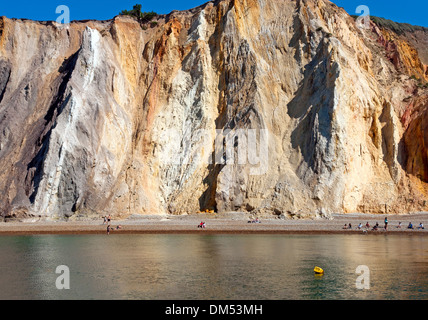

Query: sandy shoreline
[0,212,427,236]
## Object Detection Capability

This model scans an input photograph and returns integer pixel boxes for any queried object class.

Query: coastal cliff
[0,0,427,220]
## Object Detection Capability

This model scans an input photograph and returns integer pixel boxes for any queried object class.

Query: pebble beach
[0,212,427,235]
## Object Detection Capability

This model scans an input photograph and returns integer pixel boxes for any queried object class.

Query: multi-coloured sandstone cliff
[0,0,427,220]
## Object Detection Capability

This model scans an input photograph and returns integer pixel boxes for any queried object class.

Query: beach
[0,212,427,235]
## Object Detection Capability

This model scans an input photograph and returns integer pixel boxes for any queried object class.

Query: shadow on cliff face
[287,39,339,177]
[25,52,80,205]
[0,59,11,105]
[198,163,223,212]
[288,4,309,65]
[400,105,428,182]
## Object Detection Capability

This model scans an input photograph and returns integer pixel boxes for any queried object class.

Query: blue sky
[0,0,427,27]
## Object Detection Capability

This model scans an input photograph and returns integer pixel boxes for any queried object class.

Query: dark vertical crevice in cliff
[199,164,222,212]
[397,138,408,175]
[0,17,4,45]
[0,60,11,105]
[43,51,80,124]
[25,51,79,204]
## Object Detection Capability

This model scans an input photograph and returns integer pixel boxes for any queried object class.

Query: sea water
[0,234,427,300]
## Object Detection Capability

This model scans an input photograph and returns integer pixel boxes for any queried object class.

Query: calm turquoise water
[0,234,427,300]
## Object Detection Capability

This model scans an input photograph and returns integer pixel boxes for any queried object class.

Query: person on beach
[103,216,107,224]
[107,215,111,224]
[408,222,414,229]
[107,224,111,235]
[348,223,352,229]
[342,224,348,229]
[384,216,388,231]
[417,223,424,230]
[198,222,206,229]
[250,217,261,223]
[397,222,402,228]
[372,222,379,231]
[358,223,362,229]
[365,221,370,229]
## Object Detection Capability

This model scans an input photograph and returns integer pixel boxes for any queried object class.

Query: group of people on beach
[248,217,261,223]
[103,215,122,234]
[197,221,206,229]
[103,215,111,225]
[342,216,425,231]
[406,222,424,230]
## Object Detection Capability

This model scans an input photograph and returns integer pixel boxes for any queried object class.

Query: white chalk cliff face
[0,0,427,220]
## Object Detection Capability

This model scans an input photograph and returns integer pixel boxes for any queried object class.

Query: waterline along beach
[1,213,427,235]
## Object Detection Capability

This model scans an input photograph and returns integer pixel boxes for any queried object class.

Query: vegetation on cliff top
[119,4,157,23]
[351,15,428,35]
[371,16,428,35]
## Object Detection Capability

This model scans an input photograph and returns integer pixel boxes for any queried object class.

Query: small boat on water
[314,266,324,274]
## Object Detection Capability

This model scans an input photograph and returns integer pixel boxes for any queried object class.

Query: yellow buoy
[314,266,324,274]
